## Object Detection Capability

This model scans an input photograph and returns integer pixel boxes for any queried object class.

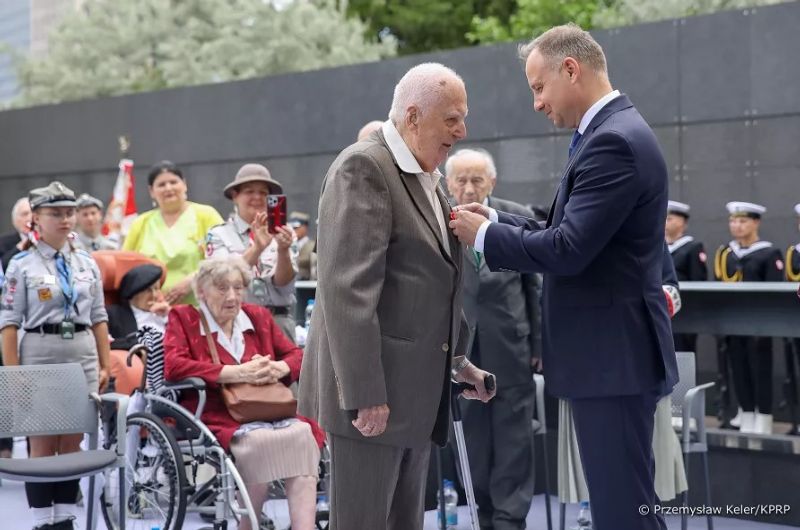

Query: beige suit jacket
[298,130,469,448]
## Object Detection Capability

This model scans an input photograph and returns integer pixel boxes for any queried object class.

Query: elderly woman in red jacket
[164,256,323,530]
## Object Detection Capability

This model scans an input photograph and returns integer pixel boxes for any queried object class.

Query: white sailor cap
[667,200,690,217]
[794,203,800,216]
[726,201,766,219]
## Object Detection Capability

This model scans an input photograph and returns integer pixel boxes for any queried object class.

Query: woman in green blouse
[124,161,223,305]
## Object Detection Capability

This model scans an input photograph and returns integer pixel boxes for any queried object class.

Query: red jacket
[163,303,324,451]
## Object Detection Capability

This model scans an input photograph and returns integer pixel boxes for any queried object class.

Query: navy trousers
[571,391,667,530]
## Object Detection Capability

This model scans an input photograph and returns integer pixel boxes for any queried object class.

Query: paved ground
[1,439,795,530]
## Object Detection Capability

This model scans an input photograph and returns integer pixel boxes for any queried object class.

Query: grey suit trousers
[328,433,431,530]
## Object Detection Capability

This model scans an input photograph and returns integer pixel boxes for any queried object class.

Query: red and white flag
[102,159,138,247]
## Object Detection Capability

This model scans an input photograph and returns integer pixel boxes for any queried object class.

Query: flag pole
[118,135,130,158]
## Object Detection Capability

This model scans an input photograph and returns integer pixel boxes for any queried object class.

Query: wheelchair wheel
[100,411,188,530]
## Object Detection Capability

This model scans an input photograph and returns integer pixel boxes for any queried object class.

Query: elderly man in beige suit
[298,63,496,530]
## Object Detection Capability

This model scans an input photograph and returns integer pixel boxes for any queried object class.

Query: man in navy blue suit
[450,24,677,530]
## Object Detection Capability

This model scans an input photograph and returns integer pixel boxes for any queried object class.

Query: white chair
[672,351,715,530]
[532,373,553,530]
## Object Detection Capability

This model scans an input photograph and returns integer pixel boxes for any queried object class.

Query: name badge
[60,320,75,340]
[43,274,57,285]
[37,288,53,301]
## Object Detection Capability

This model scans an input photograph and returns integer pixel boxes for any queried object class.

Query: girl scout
[0,181,110,530]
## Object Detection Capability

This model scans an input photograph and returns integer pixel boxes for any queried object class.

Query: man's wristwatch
[451,355,470,375]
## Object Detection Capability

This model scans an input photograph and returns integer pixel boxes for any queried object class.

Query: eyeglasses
[40,210,77,220]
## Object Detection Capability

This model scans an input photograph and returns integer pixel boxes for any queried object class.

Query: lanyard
[34,246,78,319]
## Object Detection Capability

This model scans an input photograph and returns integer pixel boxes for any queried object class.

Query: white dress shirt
[474,90,621,252]
[199,303,255,364]
[382,120,451,256]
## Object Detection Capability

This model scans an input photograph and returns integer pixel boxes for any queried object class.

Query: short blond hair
[519,23,607,75]
[193,256,252,298]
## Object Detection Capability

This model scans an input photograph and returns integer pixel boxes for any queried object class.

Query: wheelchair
[98,334,331,530]
[92,250,329,530]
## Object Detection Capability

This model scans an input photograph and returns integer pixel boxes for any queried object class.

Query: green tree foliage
[469,0,786,44]
[346,0,516,54]
[592,0,785,28]
[469,0,607,44]
[7,0,396,106]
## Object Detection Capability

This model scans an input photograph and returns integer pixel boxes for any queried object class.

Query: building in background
[0,0,82,104]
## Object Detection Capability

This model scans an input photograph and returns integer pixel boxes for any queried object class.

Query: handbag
[199,310,297,423]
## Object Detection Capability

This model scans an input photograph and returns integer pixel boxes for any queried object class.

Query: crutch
[444,374,496,530]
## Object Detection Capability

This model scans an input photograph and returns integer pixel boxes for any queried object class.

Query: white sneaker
[754,413,773,435]
[730,407,743,428]
[739,411,756,433]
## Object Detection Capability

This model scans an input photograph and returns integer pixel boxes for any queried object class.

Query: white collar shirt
[131,305,167,335]
[577,89,621,135]
[382,120,451,256]
[199,303,254,364]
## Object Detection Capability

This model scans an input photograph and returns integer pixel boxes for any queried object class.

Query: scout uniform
[0,184,108,392]
[714,201,783,434]
[73,193,116,251]
[0,182,108,530]
[205,164,298,341]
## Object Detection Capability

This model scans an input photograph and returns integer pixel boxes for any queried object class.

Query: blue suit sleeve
[496,210,545,231]
[485,131,640,275]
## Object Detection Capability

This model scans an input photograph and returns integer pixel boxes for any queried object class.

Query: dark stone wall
[2,3,798,248]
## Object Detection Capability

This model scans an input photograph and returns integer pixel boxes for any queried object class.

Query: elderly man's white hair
[11,197,29,224]
[444,148,497,181]
[388,63,464,125]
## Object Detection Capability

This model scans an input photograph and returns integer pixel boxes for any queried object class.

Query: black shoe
[49,518,76,530]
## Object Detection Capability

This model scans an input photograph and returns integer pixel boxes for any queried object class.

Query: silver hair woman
[164,256,323,530]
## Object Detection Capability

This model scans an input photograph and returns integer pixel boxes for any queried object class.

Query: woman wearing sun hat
[205,163,299,341]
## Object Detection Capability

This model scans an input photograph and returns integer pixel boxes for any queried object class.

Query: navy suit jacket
[484,94,678,399]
